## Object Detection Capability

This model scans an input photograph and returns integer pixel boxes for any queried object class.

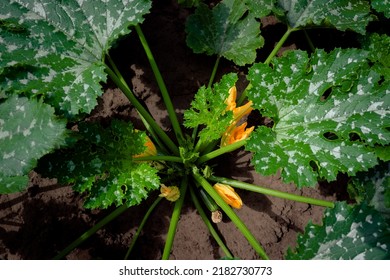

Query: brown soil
[0,0,345,260]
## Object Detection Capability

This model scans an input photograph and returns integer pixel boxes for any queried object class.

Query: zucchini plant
[0,0,389,259]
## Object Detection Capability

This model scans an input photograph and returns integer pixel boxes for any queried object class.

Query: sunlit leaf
[0,95,66,193]
[184,73,236,144]
[0,0,151,116]
[245,0,373,33]
[277,0,373,34]
[286,202,390,259]
[246,49,390,187]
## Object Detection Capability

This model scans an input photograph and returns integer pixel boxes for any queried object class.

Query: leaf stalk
[132,155,183,163]
[53,204,128,260]
[197,140,247,164]
[209,175,335,208]
[105,66,179,155]
[124,196,163,259]
[162,176,189,259]
[189,186,233,259]
[106,55,170,154]
[135,25,185,146]
[264,26,296,65]
[208,56,221,88]
[192,172,269,260]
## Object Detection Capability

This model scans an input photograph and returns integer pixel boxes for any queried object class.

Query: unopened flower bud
[213,183,243,209]
[159,184,180,202]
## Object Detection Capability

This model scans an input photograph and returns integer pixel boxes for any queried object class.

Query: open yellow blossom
[221,86,254,147]
[133,135,157,158]
[213,183,242,209]
[225,85,253,122]
[221,122,254,147]
[159,184,180,202]
[225,86,238,111]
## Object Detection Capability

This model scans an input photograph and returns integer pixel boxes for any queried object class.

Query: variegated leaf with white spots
[0,95,67,193]
[244,0,373,33]
[36,119,160,209]
[277,0,373,34]
[0,0,151,116]
[360,33,390,81]
[286,202,390,259]
[246,49,390,187]
[349,161,390,217]
[244,0,284,18]
[371,0,390,18]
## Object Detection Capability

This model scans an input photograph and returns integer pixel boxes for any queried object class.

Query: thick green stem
[236,83,252,107]
[138,113,170,155]
[264,26,296,65]
[135,25,184,145]
[106,54,128,87]
[124,197,163,259]
[209,175,335,208]
[105,66,179,156]
[197,140,246,165]
[201,139,219,156]
[133,155,183,163]
[304,30,316,52]
[194,137,206,153]
[53,204,128,260]
[194,136,215,155]
[237,28,294,106]
[189,186,233,259]
[208,56,221,88]
[106,55,169,154]
[192,172,269,260]
[162,176,188,260]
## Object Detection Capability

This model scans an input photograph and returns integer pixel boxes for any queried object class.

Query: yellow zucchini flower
[221,121,254,147]
[213,183,243,209]
[225,85,253,121]
[221,85,254,147]
[159,184,180,202]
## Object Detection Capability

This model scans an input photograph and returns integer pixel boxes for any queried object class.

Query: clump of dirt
[0,0,340,260]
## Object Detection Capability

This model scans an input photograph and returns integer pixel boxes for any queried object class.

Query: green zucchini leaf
[184,73,236,144]
[185,0,263,66]
[371,0,390,18]
[360,33,390,81]
[36,119,160,209]
[348,161,390,216]
[244,0,284,18]
[276,0,373,34]
[0,95,67,193]
[245,0,373,32]
[0,0,151,116]
[286,202,390,259]
[246,49,390,187]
